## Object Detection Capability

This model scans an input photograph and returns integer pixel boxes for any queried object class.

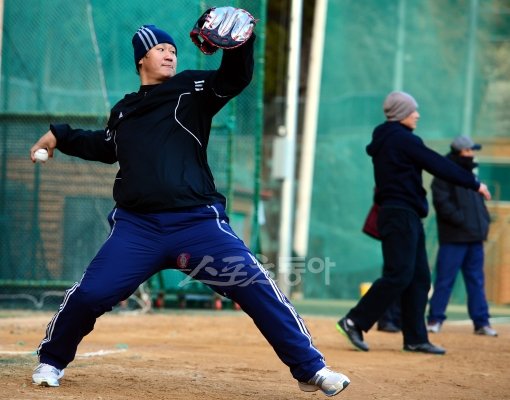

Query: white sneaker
[32,363,64,387]
[475,326,498,337]
[298,366,350,397]
[427,322,441,333]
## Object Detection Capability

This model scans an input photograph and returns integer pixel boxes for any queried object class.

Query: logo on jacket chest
[194,80,204,92]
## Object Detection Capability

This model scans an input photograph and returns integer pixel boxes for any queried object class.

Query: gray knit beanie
[383,91,418,121]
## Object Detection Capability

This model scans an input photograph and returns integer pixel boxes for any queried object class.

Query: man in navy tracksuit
[29,19,349,396]
[336,91,491,354]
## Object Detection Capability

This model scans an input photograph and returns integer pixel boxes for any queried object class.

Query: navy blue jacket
[432,154,490,243]
[51,36,255,212]
[366,121,480,218]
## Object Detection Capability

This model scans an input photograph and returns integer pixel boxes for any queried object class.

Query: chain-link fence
[0,0,266,309]
[3,0,509,308]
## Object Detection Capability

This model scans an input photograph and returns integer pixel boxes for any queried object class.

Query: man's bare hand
[478,183,491,201]
[30,131,57,163]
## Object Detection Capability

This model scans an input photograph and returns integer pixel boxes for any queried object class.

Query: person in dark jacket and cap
[427,135,497,337]
[336,91,491,354]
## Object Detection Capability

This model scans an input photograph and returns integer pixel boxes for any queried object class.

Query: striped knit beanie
[132,25,177,67]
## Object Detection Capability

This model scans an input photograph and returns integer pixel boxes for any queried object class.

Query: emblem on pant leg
[177,253,191,268]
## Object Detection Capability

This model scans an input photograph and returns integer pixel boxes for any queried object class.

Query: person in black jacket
[427,135,497,337]
[336,91,491,355]
[29,18,350,396]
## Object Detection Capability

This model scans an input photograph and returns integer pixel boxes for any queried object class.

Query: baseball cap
[451,135,482,151]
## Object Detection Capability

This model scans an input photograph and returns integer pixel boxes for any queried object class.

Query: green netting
[2,0,509,307]
[0,0,266,306]
[305,0,510,301]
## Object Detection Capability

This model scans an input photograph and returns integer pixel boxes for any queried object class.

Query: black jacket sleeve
[403,134,480,191]
[211,34,255,97]
[50,123,117,164]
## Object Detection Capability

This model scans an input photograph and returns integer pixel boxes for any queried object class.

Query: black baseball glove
[190,6,256,55]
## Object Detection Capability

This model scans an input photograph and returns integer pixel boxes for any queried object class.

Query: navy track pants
[428,242,490,328]
[37,204,325,382]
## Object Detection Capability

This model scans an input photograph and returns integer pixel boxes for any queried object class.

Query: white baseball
[34,148,49,163]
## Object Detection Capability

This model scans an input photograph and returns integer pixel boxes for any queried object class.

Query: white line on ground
[77,349,127,357]
[448,316,510,325]
[0,348,127,357]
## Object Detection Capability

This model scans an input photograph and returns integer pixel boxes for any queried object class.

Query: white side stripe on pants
[248,253,324,358]
[37,282,80,353]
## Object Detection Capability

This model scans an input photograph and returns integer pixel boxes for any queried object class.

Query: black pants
[378,297,401,328]
[347,206,430,345]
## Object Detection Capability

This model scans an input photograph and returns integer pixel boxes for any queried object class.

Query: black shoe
[336,317,369,351]
[403,342,446,355]
[377,322,401,333]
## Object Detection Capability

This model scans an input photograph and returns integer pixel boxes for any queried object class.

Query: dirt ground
[0,310,509,400]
